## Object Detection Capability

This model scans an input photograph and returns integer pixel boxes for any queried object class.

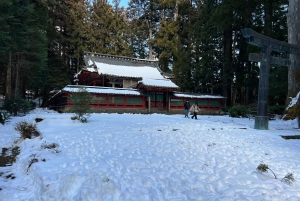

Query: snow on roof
[64,85,141,95]
[50,85,142,100]
[86,67,97,72]
[80,53,179,88]
[173,92,225,99]
[94,61,164,79]
[74,67,98,78]
[139,78,179,88]
[88,59,93,66]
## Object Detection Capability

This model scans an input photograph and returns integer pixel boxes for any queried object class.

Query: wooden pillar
[106,95,109,106]
[148,96,151,113]
[102,74,104,86]
[168,95,170,112]
[143,96,146,108]
[67,93,71,106]
[255,46,271,130]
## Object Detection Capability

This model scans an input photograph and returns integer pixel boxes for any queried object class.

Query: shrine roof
[83,52,174,80]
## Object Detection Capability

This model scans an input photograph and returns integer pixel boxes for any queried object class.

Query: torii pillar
[255,47,271,129]
[242,28,300,130]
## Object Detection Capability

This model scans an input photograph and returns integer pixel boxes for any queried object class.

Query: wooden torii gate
[242,28,300,130]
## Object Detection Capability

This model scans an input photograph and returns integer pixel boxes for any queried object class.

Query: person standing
[184,100,190,118]
[189,102,200,119]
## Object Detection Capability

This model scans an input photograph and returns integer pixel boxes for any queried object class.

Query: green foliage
[257,163,269,173]
[90,0,132,56]
[282,173,295,185]
[0,110,9,125]
[29,101,37,109]
[0,0,290,109]
[256,162,277,179]
[222,106,231,113]
[268,105,285,115]
[14,120,41,139]
[229,105,248,118]
[70,87,92,123]
[0,0,12,54]
[0,0,48,100]
[269,66,288,106]
[3,98,31,116]
[257,163,296,184]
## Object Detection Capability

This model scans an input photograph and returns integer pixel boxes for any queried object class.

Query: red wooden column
[106,95,109,107]
[67,93,71,106]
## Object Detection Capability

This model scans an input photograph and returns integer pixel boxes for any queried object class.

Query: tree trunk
[15,54,20,98]
[222,27,233,106]
[5,52,12,100]
[232,87,237,106]
[174,0,178,20]
[149,25,153,60]
[285,0,300,119]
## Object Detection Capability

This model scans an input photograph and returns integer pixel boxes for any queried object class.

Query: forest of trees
[0,0,291,108]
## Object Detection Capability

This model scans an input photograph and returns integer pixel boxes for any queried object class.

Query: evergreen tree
[41,0,71,106]
[23,0,48,98]
[128,0,161,59]
[67,0,91,75]
[70,87,92,123]
[174,0,197,92]
[285,0,300,119]
[0,0,48,100]
[127,14,149,58]
[193,0,221,95]
[153,0,180,73]
[89,0,112,54]
[0,0,12,96]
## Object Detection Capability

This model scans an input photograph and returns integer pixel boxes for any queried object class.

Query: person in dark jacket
[184,100,190,118]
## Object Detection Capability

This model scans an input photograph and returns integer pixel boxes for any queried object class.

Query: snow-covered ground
[0,108,300,201]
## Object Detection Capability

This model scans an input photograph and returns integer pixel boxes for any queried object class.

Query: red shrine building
[49,52,224,114]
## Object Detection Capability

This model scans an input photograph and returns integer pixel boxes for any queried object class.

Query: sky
[109,0,129,8]
[0,109,300,200]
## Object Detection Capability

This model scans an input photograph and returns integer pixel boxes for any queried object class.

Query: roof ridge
[84,52,158,64]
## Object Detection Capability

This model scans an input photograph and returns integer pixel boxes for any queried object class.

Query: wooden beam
[249,53,300,68]
[242,28,300,55]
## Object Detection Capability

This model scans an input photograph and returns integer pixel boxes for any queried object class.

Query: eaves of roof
[49,85,142,101]
[172,92,226,99]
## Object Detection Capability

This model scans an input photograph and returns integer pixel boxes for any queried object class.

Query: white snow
[76,61,180,89]
[286,91,300,111]
[50,85,142,100]
[0,109,300,201]
[94,62,164,80]
[173,92,225,99]
[62,85,141,96]
[139,78,179,88]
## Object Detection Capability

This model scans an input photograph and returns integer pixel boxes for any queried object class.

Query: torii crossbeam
[242,28,300,130]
